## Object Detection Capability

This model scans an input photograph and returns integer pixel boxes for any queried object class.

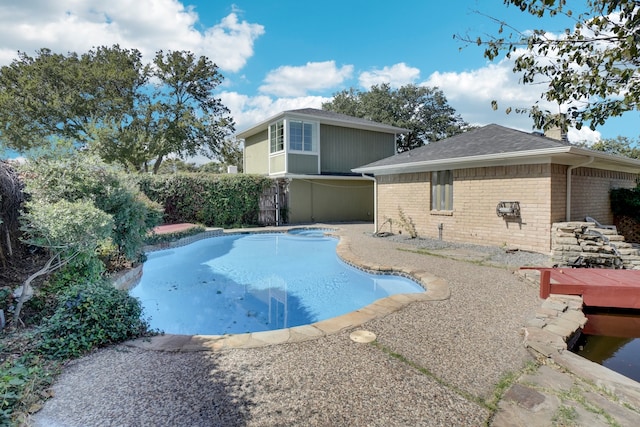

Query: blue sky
[0,0,637,154]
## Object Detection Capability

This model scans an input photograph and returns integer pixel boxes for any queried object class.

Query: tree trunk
[152,154,164,175]
[11,251,77,327]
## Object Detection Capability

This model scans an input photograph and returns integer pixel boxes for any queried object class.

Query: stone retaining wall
[524,294,586,356]
[551,222,640,269]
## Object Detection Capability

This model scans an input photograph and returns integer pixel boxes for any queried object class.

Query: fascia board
[353,146,640,175]
[236,111,410,139]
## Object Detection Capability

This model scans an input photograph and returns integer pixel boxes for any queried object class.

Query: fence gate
[258,179,288,226]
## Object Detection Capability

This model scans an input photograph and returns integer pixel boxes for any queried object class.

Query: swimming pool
[130,230,425,335]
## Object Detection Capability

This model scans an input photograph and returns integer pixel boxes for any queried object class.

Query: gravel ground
[32,224,547,427]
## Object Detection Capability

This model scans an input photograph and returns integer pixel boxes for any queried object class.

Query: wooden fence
[258,179,288,226]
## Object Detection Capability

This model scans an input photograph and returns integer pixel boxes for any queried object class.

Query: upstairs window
[269,121,284,153]
[431,170,453,211]
[289,120,314,152]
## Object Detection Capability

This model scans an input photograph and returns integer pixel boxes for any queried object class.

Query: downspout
[361,174,377,233]
[566,156,594,221]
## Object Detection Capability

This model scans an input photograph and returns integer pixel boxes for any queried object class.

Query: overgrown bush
[611,186,640,222]
[20,154,163,264]
[139,173,272,227]
[38,280,149,360]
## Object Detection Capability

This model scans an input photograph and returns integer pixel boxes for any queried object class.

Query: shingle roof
[284,108,404,130]
[352,123,640,175]
[356,124,571,169]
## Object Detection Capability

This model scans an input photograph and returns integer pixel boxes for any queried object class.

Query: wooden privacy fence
[258,179,288,226]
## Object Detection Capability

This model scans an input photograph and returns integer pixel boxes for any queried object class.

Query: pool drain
[350,330,377,343]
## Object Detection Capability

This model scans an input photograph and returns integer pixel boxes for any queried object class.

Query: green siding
[270,153,286,173]
[244,130,269,174]
[320,125,396,174]
[288,179,374,223]
[288,153,318,174]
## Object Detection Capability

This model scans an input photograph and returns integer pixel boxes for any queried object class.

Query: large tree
[0,46,235,173]
[464,0,640,131]
[578,136,640,159]
[0,45,145,150]
[322,84,469,152]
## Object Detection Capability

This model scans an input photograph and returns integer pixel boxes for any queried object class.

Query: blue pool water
[130,231,424,335]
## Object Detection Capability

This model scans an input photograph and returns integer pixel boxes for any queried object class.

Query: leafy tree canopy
[0,45,236,173]
[460,0,640,132]
[322,84,470,152]
[577,135,640,159]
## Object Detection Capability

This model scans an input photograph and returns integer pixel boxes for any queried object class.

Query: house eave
[352,146,640,175]
[236,111,410,140]
[268,173,374,181]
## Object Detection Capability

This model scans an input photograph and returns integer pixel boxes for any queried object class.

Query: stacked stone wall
[551,222,640,269]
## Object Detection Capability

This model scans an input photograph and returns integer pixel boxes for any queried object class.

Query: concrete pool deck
[32,223,640,426]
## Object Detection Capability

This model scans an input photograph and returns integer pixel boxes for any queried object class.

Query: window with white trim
[289,120,314,152]
[269,120,284,153]
[431,170,453,211]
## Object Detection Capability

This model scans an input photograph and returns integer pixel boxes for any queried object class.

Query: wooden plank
[527,267,640,309]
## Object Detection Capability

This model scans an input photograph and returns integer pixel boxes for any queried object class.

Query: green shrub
[38,281,149,359]
[0,356,51,425]
[20,154,163,264]
[139,173,272,227]
[611,186,640,222]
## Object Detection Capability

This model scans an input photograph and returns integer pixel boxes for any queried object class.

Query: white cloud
[0,1,264,71]
[259,61,353,97]
[358,62,420,89]
[220,91,330,132]
[424,56,601,144]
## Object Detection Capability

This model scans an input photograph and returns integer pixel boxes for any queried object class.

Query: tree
[462,0,640,131]
[13,199,113,325]
[0,46,146,151]
[578,136,640,159]
[143,50,235,174]
[322,84,469,152]
[0,46,236,173]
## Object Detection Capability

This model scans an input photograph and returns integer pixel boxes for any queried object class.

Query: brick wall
[377,165,553,253]
[569,168,637,223]
[376,164,638,254]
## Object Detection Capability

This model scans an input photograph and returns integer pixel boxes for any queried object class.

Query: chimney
[544,114,569,142]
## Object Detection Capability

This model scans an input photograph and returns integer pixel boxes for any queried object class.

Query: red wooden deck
[530,268,640,309]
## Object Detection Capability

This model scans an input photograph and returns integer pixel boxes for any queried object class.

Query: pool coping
[125,226,451,352]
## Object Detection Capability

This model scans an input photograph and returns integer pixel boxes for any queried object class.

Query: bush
[139,173,272,227]
[611,186,640,222]
[38,281,149,359]
[20,154,163,264]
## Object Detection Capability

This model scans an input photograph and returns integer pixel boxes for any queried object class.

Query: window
[289,120,314,152]
[431,170,453,211]
[269,121,284,153]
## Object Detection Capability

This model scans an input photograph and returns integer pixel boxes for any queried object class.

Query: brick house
[237,108,409,224]
[353,124,640,253]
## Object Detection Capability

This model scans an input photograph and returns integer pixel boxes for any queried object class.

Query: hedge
[138,173,273,227]
[611,186,640,223]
